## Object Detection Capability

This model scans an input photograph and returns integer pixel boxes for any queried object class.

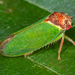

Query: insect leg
[24,52,33,57]
[64,35,75,45]
[58,33,64,60]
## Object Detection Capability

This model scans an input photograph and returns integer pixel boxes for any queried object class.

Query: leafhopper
[0,12,75,60]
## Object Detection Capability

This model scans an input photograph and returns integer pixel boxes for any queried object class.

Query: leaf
[26,0,75,22]
[0,0,75,75]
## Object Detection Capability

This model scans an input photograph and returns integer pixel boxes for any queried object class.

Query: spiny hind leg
[24,52,33,57]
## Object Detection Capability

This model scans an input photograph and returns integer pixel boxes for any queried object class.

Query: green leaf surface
[0,0,75,75]
[26,0,75,22]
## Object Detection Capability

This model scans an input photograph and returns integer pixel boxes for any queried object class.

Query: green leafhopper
[0,12,75,60]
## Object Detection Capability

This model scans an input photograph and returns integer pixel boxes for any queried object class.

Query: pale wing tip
[0,34,15,55]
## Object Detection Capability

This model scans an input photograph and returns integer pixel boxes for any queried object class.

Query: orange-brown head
[44,12,73,30]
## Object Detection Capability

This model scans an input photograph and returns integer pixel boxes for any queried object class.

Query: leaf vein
[27,57,60,75]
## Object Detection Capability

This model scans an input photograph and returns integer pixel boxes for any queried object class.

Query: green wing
[0,22,63,57]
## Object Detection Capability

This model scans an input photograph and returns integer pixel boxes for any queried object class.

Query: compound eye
[66,25,71,30]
